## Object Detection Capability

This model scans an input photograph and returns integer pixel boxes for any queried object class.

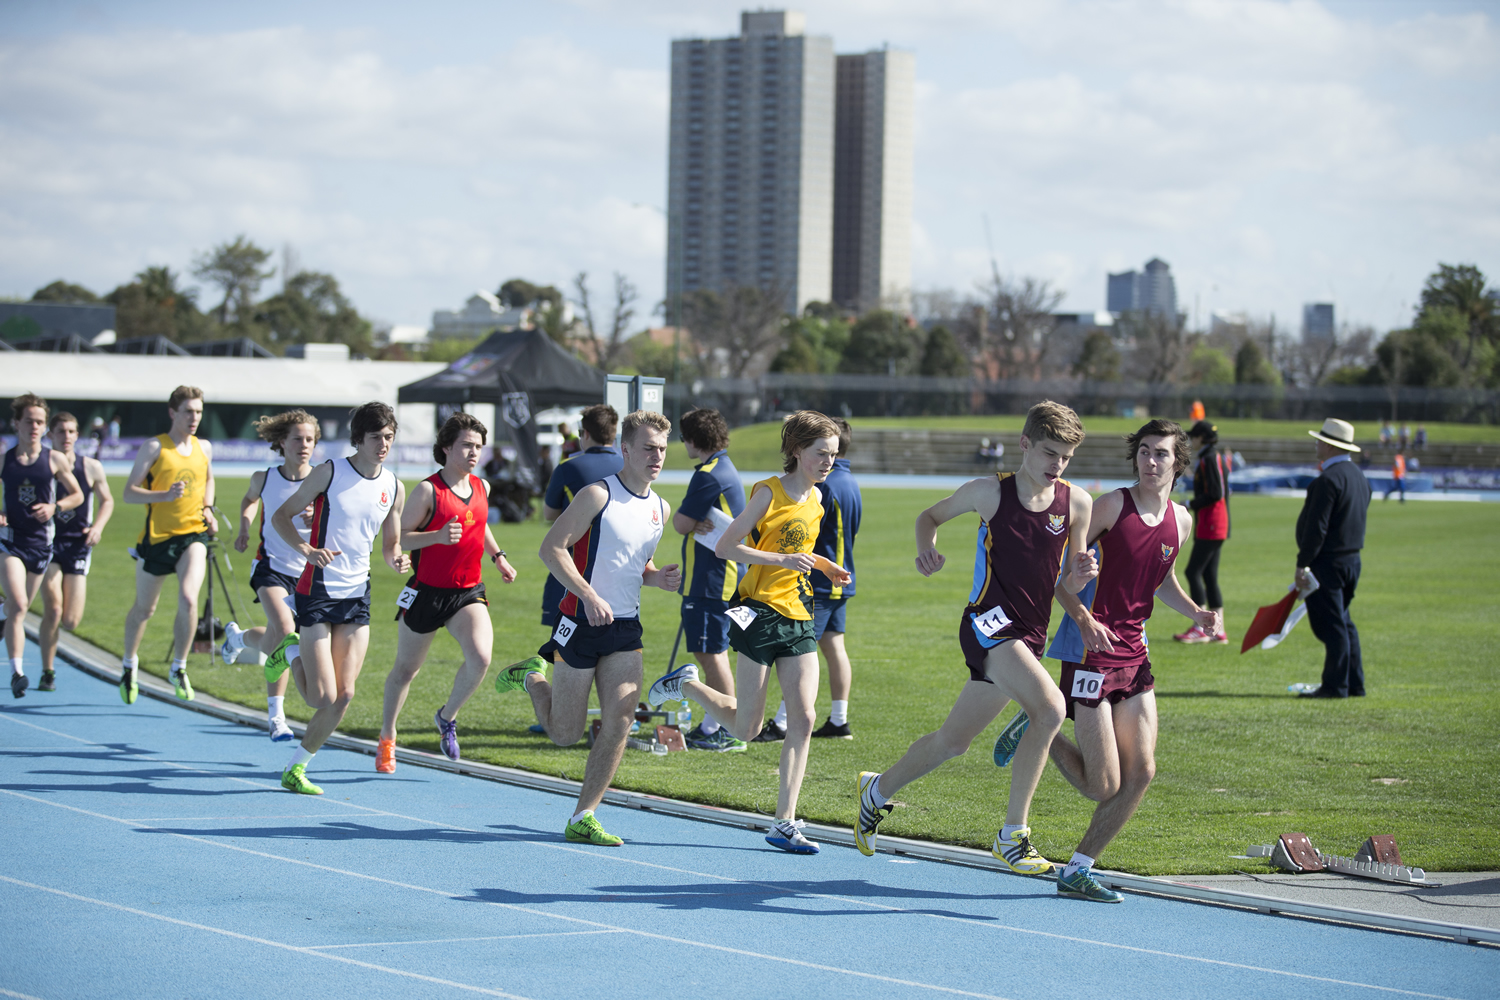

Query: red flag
[1241,590,1298,653]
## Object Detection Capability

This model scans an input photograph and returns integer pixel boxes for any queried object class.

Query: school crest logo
[501,392,532,429]
[778,517,811,552]
[1161,543,1175,562]
[651,507,660,526]
[464,509,475,526]
[380,490,390,506]
[1046,513,1066,536]
[17,482,36,507]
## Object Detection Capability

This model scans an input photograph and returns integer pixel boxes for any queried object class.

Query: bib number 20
[552,616,577,648]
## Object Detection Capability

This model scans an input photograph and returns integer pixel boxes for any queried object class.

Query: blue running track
[1,640,1494,1000]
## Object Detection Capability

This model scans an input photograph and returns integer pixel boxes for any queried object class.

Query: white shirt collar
[1321,453,1352,469]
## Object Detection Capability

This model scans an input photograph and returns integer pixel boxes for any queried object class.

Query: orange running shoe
[376,738,396,773]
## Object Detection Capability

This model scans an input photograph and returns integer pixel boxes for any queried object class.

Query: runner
[493,410,679,846]
[264,402,408,795]
[672,407,747,752]
[646,410,850,855]
[120,386,214,705]
[1044,419,1219,902]
[376,412,517,773]
[37,411,114,693]
[2,394,84,698]
[538,404,621,629]
[852,400,1095,872]
[220,410,321,741]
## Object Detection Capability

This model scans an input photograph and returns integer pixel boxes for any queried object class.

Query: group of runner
[1,386,1221,903]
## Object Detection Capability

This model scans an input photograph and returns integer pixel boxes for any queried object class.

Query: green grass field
[35,475,1500,875]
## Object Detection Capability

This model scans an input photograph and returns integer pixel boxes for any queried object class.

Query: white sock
[267,696,284,719]
[868,773,890,807]
[285,746,314,770]
[11,658,23,678]
[1063,851,1095,877]
[773,701,788,728]
[1001,824,1027,841]
[224,623,245,651]
[830,699,848,726]
[285,644,300,664]
[570,808,593,824]
[700,714,720,736]
[122,655,138,672]
[169,657,186,675]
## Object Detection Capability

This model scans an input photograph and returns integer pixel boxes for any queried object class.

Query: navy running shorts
[812,596,847,638]
[539,616,644,671]
[681,597,732,655]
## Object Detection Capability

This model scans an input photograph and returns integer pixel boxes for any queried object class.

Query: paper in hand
[695,506,735,551]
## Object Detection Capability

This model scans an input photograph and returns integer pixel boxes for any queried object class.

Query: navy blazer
[1295,457,1371,567]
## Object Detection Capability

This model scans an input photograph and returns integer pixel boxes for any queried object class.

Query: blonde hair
[780,410,840,473]
[1021,400,1085,447]
[255,409,321,455]
[621,409,671,446]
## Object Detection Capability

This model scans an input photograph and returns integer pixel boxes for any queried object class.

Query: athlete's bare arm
[273,462,336,566]
[234,469,268,553]
[539,482,612,625]
[381,480,410,573]
[200,439,216,532]
[83,456,113,547]
[1155,504,1219,632]
[1054,489,1125,654]
[397,480,452,551]
[123,437,180,504]
[36,450,84,521]
[479,481,517,582]
[913,476,1000,578]
[642,498,683,592]
[1057,487,1098,594]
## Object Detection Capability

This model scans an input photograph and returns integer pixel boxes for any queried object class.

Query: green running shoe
[265,633,299,683]
[495,655,547,694]
[565,811,622,846]
[281,763,323,796]
[1057,865,1124,903]
[992,709,1030,767]
[38,670,56,692]
[119,666,139,705]
[169,666,194,701]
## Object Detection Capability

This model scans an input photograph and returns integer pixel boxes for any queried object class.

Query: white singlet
[557,474,665,621]
[296,458,397,600]
[255,465,311,578]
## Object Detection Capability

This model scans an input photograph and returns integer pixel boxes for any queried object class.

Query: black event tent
[397,328,603,491]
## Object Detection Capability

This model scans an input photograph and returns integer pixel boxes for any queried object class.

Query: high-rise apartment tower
[1106,258,1178,319]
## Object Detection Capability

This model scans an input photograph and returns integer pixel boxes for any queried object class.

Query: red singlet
[412,472,487,589]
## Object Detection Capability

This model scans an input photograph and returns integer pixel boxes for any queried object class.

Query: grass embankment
[50,475,1500,874]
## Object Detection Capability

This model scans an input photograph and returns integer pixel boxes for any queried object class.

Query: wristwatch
[492,550,507,564]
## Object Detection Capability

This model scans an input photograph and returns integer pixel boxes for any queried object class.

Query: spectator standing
[1379,420,1392,448]
[1174,420,1230,645]
[1385,451,1406,503]
[1414,425,1427,450]
[538,405,621,628]
[107,415,120,443]
[1189,399,1206,423]
[558,421,580,459]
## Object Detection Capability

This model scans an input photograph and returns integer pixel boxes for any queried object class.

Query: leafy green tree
[31,280,99,303]
[1186,342,1235,385]
[192,235,275,325]
[498,278,563,310]
[1072,329,1121,382]
[106,266,203,341]
[1234,337,1280,385]
[771,310,850,374]
[840,309,920,375]
[1419,263,1497,377]
[256,271,372,355]
[678,285,787,379]
[1362,321,1464,389]
[919,324,969,377]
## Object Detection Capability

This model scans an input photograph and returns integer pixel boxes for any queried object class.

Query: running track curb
[22,613,1497,948]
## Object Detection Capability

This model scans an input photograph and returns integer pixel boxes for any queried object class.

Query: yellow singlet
[139,434,208,544]
[737,476,823,621]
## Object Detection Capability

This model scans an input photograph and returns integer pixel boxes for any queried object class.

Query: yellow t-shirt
[139,433,208,544]
[737,476,823,621]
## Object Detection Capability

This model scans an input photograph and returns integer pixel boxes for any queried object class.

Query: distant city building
[667,10,835,315]
[831,48,914,314]
[1210,309,1248,338]
[1302,302,1335,343]
[431,291,532,339]
[1106,258,1178,319]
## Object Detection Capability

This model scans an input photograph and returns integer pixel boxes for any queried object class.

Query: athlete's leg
[773,651,819,819]
[696,650,735,702]
[1049,702,1122,803]
[60,571,87,631]
[2,556,34,664]
[38,564,65,673]
[527,655,594,745]
[123,562,170,659]
[380,620,437,741]
[573,649,644,815]
[169,542,208,662]
[682,652,772,742]
[439,603,493,722]
[255,587,296,704]
[1075,692,1158,859]
[293,623,371,754]
[874,680,1010,798]
[818,631,852,703]
[984,642,1066,826]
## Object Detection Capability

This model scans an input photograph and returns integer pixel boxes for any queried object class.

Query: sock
[285,644,300,664]
[1063,851,1095,878]
[1001,824,1026,842]
[11,658,23,678]
[830,699,848,726]
[285,746,314,771]
[267,695,284,719]
[773,701,788,728]
[868,774,890,807]
[570,809,593,824]
[699,713,720,736]
[169,657,186,676]
[122,655,138,672]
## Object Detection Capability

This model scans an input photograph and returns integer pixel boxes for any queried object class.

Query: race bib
[1070,669,1106,701]
[552,615,578,647]
[972,605,1012,638]
[396,587,418,610]
[725,605,759,630]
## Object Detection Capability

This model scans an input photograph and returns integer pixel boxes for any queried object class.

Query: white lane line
[124,815,349,822]
[0,988,47,1000]
[0,875,533,999]
[308,930,626,950]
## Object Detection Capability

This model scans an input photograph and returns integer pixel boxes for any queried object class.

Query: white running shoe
[765,818,820,855]
[221,621,246,662]
[268,716,295,742]
[645,663,699,709]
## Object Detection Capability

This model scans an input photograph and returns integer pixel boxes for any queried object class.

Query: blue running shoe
[645,663,698,709]
[765,818,819,855]
[435,709,460,760]
[1057,864,1124,903]
[992,709,1030,767]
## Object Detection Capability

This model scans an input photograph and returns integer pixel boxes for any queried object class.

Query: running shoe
[1057,864,1123,903]
[376,737,396,773]
[1173,625,1209,644]
[811,718,853,739]
[1209,631,1230,645]
[38,670,56,692]
[751,719,786,743]
[855,771,893,857]
[119,666,138,705]
[220,620,246,662]
[495,655,547,694]
[684,726,747,752]
[565,812,623,846]
[645,663,698,709]
[435,709,460,760]
[264,632,299,683]
[765,818,819,855]
[269,716,295,743]
[169,665,194,701]
[992,709,1029,767]
[10,672,28,699]
[992,826,1053,875]
[281,763,323,796]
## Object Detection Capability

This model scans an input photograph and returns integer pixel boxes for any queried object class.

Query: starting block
[586,718,686,754]
[1245,833,1427,884]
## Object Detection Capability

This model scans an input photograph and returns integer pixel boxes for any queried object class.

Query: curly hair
[680,407,729,454]
[434,412,488,465]
[1125,418,1191,479]
[255,409,321,455]
[780,410,840,473]
[348,401,398,446]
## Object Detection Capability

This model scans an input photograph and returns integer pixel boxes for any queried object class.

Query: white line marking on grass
[308,930,626,950]
[0,875,534,999]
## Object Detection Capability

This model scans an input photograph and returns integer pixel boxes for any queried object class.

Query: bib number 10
[1070,669,1106,700]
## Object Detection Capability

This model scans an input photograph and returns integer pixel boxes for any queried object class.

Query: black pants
[1184,538,1223,608]
[1306,554,1364,697]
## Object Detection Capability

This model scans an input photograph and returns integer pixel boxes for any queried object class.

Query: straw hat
[1308,418,1360,452]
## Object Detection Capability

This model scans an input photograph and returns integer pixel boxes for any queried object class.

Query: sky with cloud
[1,0,1495,334]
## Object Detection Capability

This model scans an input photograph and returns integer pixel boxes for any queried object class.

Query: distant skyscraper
[1303,302,1335,342]
[831,48,914,314]
[1106,258,1178,319]
[666,11,834,315]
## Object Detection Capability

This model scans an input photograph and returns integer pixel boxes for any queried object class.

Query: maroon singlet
[1084,488,1182,669]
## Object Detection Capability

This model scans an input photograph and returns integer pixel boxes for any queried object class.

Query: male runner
[2,394,84,698]
[38,411,114,693]
[647,410,851,854]
[221,409,321,741]
[265,402,408,795]
[1043,419,1219,903]
[672,407,747,752]
[538,404,621,628]
[119,386,215,704]
[494,410,679,846]
[854,400,1095,872]
[377,412,517,772]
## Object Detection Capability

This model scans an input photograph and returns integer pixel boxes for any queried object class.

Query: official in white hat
[1293,418,1373,698]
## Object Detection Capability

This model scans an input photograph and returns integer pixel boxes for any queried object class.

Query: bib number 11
[972,606,1012,638]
